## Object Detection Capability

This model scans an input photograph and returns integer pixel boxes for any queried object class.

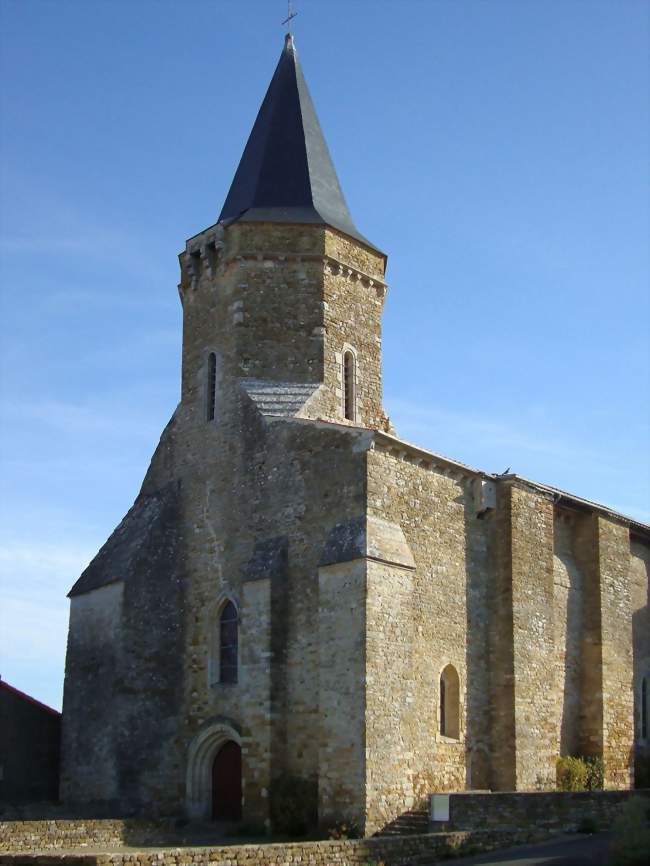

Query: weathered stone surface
[631,540,650,781]
[60,161,648,835]
[431,788,650,832]
[0,825,554,865]
[3,792,649,861]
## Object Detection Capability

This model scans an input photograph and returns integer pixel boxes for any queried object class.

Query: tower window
[343,350,356,421]
[643,676,648,740]
[440,676,446,734]
[207,352,217,421]
[440,664,460,739]
[219,601,238,684]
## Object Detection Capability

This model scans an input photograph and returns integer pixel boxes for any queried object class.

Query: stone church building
[60,35,649,834]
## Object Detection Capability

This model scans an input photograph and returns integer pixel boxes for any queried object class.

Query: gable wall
[365,445,493,815]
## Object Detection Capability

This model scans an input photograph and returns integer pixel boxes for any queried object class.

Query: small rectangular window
[207,353,217,421]
[219,601,238,684]
[343,351,355,421]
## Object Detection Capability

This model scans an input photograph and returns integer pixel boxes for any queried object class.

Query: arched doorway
[211,740,242,820]
[186,722,242,820]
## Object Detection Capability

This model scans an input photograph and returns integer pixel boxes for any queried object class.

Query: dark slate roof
[319,516,366,567]
[218,34,381,254]
[243,536,288,583]
[68,484,179,597]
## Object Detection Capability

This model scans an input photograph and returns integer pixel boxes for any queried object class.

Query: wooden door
[211,740,242,820]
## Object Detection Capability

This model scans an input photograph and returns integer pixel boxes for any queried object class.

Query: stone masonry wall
[61,584,125,805]
[597,517,634,787]
[553,510,584,757]
[434,788,650,832]
[364,443,490,814]
[0,821,171,853]
[364,559,416,834]
[61,478,187,817]
[489,484,516,790]
[238,577,272,824]
[322,228,389,431]
[490,483,558,791]
[573,514,634,786]
[317,560,367,830]
[3,792,649,856]
[61,209,646,833]
[0,828,558,865]
[631,540,650,775]
[505,485,556,790]
[63,219,382,822]
[179,223,388,430]
[158,221,387,823]
[574,513,604,762]
[173,408,372,825]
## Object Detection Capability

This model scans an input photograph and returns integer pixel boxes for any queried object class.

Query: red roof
[0,679,61,716]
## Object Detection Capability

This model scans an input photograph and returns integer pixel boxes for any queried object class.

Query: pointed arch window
[219,601,238,684]
[643,676,648,740]
[207,353,217,421]
[343,350,356,421]
[440,664,460,739]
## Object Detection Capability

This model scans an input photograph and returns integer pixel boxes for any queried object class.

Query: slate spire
[219,34,379,252]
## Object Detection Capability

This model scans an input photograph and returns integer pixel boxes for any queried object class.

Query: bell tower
[178,34,391,431]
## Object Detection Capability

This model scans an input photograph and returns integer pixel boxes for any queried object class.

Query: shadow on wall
[462,483,492,791]
[554,514,583,758]
[632,540,650,788]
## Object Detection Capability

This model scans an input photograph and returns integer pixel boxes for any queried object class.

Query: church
[60,34,649,835]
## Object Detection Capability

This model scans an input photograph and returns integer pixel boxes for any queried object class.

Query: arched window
[207,352,217,421]
[219,601,238,684]
[440,676,446,733]
[343,350,356,421]
[643,677,648,740]
[440,664,460,739]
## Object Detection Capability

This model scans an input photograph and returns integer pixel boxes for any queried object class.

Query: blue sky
[1,0,648,711]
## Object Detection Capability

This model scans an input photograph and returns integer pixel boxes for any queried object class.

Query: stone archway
[186,722,242,820]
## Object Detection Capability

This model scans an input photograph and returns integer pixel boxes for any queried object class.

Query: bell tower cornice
[178,223,388,302]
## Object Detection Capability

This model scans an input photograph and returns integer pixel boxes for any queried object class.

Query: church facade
[60,35,649,835]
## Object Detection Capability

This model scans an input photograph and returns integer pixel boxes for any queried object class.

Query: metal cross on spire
[282,0,298,30]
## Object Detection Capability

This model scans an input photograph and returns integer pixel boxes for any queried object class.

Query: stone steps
[375,809,430,836]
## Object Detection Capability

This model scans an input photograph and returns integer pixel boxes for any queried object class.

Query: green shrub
[556,756,588,791]
[610,797,650,866]
[269,775,317,836]
[584,755,604,790]
[556,755,604,792]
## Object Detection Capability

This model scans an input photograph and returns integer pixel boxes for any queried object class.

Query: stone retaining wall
[433,789,650,831]
[2,791,649,863]
[1,827,550,866]
[0,822,170,854]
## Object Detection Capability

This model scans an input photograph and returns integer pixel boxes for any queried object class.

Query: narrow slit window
[643,677,648,739]
[440,664,460,739]
[207,352,217,421]
[219,601,238,684]
[343,351,355,421]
